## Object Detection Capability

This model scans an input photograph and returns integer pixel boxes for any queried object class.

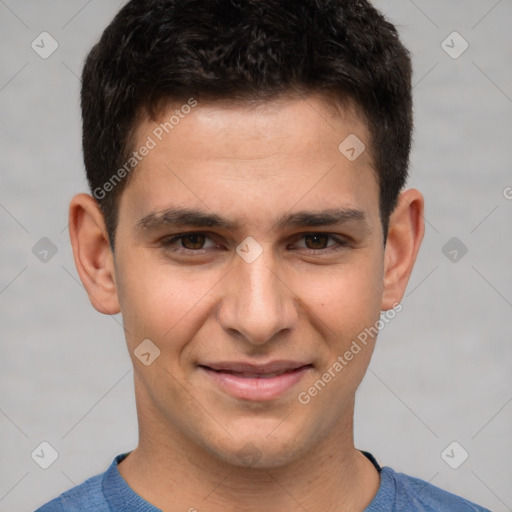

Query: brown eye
[162,232,218,255]
[181,234,206,249]
[304,234,330,249]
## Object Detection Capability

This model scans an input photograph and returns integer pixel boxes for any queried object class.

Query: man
[36,0,491,510]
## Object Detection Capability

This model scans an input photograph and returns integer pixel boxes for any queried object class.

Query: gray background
[0,1,511,511]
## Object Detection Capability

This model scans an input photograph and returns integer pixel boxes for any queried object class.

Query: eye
[293,233,347,252]
[163,233,218,252]
[160,232,348,257]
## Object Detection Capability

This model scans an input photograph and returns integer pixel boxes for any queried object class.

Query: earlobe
[69,193,121,315]
[381,188,425,310]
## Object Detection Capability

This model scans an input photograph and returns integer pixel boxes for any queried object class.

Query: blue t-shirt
[35,452,491,512]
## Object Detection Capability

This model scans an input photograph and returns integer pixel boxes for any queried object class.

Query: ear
[381,188,425,310]
[69,193,120,315]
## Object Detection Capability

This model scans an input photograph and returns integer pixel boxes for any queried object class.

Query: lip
[199,361,313,401]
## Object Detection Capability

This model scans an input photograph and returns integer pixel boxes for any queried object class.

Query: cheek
[293,256,384,337]
[114,254,219,351]
[115,243,384,353]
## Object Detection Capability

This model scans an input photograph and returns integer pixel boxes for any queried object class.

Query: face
[104,95,400,468]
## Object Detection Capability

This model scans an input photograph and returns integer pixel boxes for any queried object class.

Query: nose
[216,247,299,346]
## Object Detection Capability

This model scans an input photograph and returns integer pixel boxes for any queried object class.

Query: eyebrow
[136,207,367,232]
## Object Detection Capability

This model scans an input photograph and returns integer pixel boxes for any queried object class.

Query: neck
[119,393,379,512]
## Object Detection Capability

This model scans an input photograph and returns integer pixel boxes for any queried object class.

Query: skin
[69,94,424,512]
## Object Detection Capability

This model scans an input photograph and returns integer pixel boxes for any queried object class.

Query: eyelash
[161,232,348,256]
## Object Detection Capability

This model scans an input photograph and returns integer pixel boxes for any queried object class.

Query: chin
[206,431,309,470]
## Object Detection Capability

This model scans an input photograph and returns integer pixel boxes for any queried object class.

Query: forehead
[137,94,370,160]
[120,94,379,227]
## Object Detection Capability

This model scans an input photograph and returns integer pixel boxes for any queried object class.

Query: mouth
[198,361,313,401]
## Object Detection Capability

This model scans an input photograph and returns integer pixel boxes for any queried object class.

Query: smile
[198,363,313,401]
